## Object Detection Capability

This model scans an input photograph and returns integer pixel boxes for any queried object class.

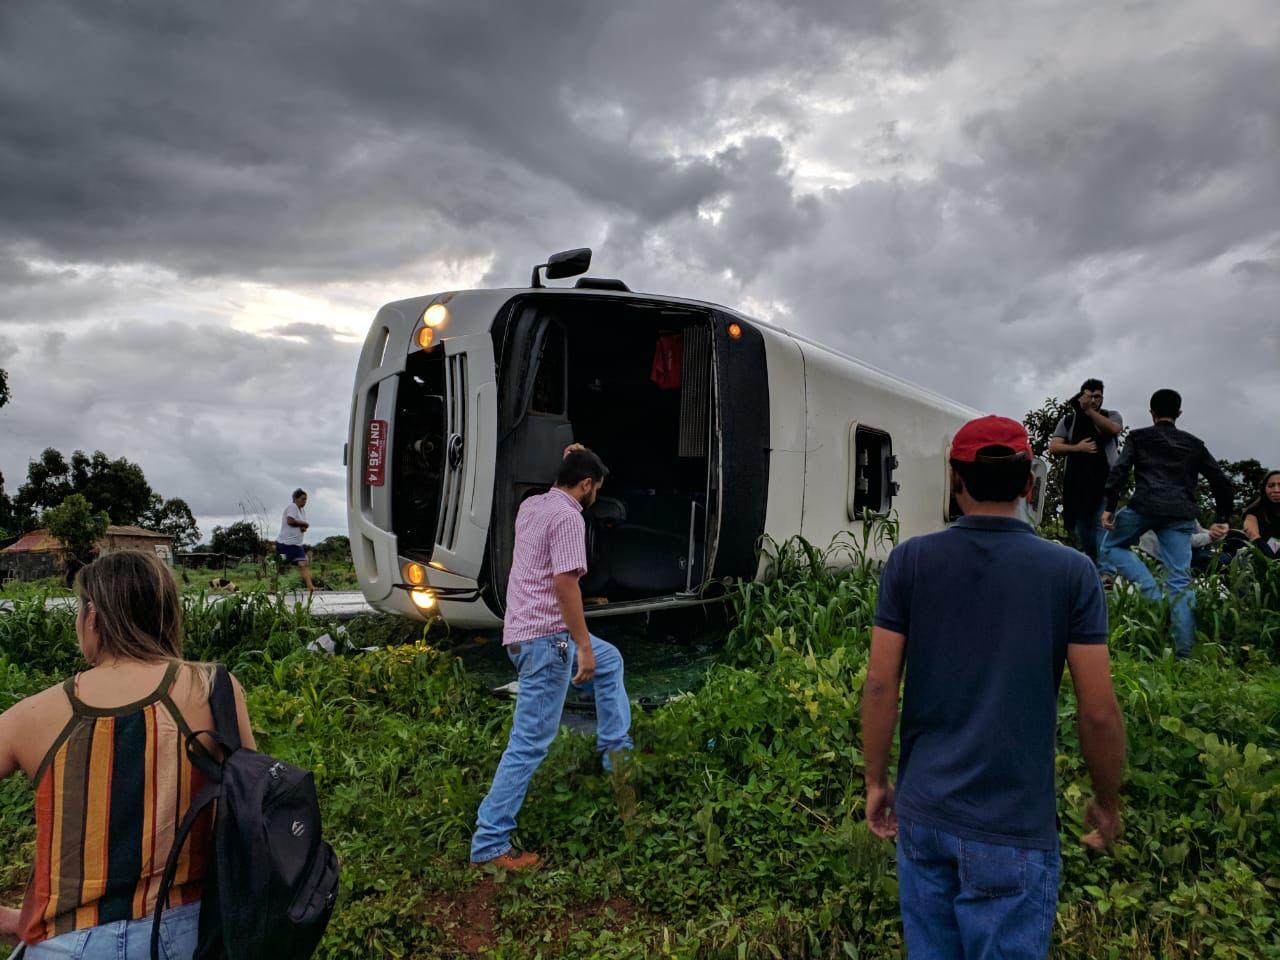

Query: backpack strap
[150,777,221,960]
[209,665,242,752]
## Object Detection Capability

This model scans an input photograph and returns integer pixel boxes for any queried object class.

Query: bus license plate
[366,420,388,486]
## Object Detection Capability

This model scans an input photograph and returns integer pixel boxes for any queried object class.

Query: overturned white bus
[346,248,1045,626]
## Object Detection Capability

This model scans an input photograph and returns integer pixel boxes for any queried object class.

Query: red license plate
[365,419,388,486]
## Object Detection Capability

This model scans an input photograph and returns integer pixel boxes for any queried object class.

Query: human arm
[1067,644,1126,849]
[554,572,594,684]
[1199,449,1234,526]
[1243,513,1261,541]
[1085,405,1123,438]
[0,705,27,943]
[1047,416,1093,457]
[1101,433,1137,521]
[861,626,906,838]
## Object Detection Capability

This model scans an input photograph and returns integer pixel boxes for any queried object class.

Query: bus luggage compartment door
[430,331,497,580]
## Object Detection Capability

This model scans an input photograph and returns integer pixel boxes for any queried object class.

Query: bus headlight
[410,588,436,610]
[423,303,448,328]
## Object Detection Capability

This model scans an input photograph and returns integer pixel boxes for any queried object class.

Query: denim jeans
[1102,508,1197,655]
[1071,502,1115,575]
[16,900,200,959]
[470,632,633,863]
[897,819,1060,960]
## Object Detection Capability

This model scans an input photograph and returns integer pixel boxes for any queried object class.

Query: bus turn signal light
[727,322,742,340]
[403,562,425,585]
[416,327,434,349]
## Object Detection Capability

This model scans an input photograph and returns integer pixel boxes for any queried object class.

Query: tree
[1198,458,1268,525]
[69,451,154,525]
[14,448,74,523]
[210,521,264,559]
[1022,397,1072,536]
[0,368,9,409]
[15,448,154,527]
[143,496,201,551]
[311,535,351,561]
[43,494,110,573]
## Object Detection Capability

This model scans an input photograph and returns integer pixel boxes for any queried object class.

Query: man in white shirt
[275,488,315,596]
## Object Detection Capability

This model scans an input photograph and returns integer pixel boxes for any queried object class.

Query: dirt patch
[419,877,502,956]
[418,879,638,957]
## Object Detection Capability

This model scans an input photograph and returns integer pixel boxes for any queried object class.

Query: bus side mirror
[532,248,592,287]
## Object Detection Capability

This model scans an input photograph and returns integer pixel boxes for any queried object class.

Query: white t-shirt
[278,503,307,545]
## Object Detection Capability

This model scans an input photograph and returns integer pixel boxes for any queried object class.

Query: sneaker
[471,849,541,871]
[1100,572,1116,589]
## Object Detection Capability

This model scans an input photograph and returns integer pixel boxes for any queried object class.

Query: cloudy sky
[2,0,1277,541]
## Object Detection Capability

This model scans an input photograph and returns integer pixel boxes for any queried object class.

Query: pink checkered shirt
[503,488,588,645]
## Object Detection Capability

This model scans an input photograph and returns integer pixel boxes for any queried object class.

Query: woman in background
[1241,470,1280,560]
[0,550,254,959]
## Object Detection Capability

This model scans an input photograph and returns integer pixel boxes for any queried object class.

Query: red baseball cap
[950,416,1032,463]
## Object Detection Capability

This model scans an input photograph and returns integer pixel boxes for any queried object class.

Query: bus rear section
[487,293,769,618]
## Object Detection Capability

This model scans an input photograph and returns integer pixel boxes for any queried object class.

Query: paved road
[1,591,376,619]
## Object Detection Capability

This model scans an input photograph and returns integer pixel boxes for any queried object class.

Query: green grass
[1,539,1278,958]
[1,559,359,600]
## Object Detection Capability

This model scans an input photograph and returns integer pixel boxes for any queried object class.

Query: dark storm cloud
[2,0,1278,538]
[0,0,947,284]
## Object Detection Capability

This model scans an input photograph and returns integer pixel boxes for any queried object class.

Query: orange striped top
[18,661,212,944]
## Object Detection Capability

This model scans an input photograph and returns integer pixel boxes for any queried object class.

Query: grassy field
[1,539,1278,958]
[0,558,359,600]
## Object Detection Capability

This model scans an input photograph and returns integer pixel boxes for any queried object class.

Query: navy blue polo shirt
[873,515,1108,849]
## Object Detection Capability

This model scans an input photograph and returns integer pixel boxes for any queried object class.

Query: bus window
[849,424,898,519]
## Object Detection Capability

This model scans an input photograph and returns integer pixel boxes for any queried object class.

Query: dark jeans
[897,818,1060,959]
[1071,502,1115,575]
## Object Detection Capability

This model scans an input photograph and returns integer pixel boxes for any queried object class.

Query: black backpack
[150,665,340,960]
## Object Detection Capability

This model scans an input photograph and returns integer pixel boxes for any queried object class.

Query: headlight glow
[423,303,448,328]
[410,589,436,610]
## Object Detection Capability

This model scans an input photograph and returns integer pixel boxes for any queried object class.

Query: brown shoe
[472,849,541,871]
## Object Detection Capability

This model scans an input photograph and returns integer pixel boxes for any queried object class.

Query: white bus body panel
[795,337,976,560]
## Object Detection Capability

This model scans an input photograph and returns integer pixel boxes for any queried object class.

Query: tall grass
[0,534,1277,958]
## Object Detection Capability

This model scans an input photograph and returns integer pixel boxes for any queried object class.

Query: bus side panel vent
[437,354,468,550]
[678,326,711,458]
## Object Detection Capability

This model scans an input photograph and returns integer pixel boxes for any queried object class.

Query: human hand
[1081,796,1121,851]
[0,905,21,946]
[563,443,585,459]
[865,782,898,839]
[1076,438,1098,454]
[1208,523,1228,542]
[572,643,596,685]
[1101,511,1115,531]
[1077,392,1096,412]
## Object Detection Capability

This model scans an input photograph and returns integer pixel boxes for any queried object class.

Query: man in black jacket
[1101,389,1232,657]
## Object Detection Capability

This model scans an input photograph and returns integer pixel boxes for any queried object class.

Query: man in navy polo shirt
[861,416,1127,959]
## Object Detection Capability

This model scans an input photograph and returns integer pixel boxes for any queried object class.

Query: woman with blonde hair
[0,550,254,959]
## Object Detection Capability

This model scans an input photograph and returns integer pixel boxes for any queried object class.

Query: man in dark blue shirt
[1101,388,1232,658]
[862,415,1127,960]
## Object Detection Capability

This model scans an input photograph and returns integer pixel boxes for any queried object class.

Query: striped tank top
[18,661,212,945]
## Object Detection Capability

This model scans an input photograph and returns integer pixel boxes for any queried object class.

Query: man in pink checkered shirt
[470,446,634,871]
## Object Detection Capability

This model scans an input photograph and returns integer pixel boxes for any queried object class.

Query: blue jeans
[897,819,1060,959]
[470,632,633,863]
[1102,508,1197,655]
[1071,502,1115,575]
[17,900,200,959]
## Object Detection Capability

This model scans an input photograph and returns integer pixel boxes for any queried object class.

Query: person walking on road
[470,446,634,872]
[862,415,1127,960]
[275,488,315,597]
[1048,379,1124,578]
[1100,389,1233,657]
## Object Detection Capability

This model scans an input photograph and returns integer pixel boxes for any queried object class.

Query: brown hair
[74,550,184,663]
